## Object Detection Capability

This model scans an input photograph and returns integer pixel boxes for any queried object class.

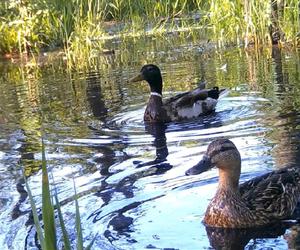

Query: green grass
[0,0,299,66]
[24,139,95,249]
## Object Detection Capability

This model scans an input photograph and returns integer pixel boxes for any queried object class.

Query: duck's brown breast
[204,188,262,228]
[144,96,170,122]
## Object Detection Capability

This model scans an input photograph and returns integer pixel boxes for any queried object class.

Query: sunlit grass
[0,0,299,68]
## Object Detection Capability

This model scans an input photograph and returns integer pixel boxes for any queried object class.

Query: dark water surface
[0,36,300,250]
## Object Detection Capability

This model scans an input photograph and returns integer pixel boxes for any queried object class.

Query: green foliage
[41,141,57,250]
[74,180,84,250]
[0,0,299,57]
[54,189,71,250]
[25,174,46,249]
[280,0,300,43]
[206,0,244,45]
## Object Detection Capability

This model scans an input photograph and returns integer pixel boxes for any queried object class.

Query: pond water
[0,35,300,250]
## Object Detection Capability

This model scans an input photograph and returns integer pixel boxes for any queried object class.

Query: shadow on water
[86,70,108,122]
[0,36,300,249]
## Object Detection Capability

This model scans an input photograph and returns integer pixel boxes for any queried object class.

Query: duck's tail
[207,87,228,99]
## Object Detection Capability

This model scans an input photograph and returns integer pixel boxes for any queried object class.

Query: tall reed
[0,0,299,59]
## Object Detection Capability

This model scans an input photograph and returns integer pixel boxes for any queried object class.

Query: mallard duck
[185,139,300,228]
[129,64,224,122]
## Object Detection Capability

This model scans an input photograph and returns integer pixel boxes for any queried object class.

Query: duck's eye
[210,156,216,164]
[202,155,211,163]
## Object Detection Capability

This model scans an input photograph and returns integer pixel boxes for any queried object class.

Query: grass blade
[85,233,98,250]
[24,176,45,249]
[41,140,57,250]
[53,187,71,250]
[73,180,83,250]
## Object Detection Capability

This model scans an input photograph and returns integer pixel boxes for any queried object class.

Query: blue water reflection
[0,42,299,249]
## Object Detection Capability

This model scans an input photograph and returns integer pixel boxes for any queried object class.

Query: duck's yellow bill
[129,73,144,82]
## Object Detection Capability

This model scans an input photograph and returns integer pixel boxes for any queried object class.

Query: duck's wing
[163,81,206,105]
[163,91,190,105]
[239,167,300,219]
[163,87,221,108]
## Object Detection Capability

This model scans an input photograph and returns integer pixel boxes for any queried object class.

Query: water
[0,36,300,250]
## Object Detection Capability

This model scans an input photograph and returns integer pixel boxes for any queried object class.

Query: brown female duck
[130,64,224,122]
[186,139,300,228]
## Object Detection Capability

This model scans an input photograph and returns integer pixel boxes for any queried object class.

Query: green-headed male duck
[186,139,300,228]
[130,64,224,122]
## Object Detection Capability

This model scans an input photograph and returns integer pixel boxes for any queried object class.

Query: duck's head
[130,64,163,95]
[185,139,241,179]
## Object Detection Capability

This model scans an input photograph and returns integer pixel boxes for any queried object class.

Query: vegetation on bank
[1,0,299,56]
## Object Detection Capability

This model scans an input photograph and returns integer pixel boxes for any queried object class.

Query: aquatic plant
[24,140,95,249]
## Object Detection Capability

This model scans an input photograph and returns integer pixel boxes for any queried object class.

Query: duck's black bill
[129,73,144,82]
[185,155,212,175]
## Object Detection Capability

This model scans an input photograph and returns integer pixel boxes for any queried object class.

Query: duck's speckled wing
[163,87,220,107]
[162,87,222,121]
[163,81,207,106]
[239,167,300,220]
[163,91,190,106]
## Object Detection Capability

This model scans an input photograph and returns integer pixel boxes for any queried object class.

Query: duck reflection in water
[86,123,172,243]
[205,223,293,250]
[145,122,169,162]
[134,122,171,172]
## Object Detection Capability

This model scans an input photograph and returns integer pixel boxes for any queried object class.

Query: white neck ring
[151,92,162,98]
